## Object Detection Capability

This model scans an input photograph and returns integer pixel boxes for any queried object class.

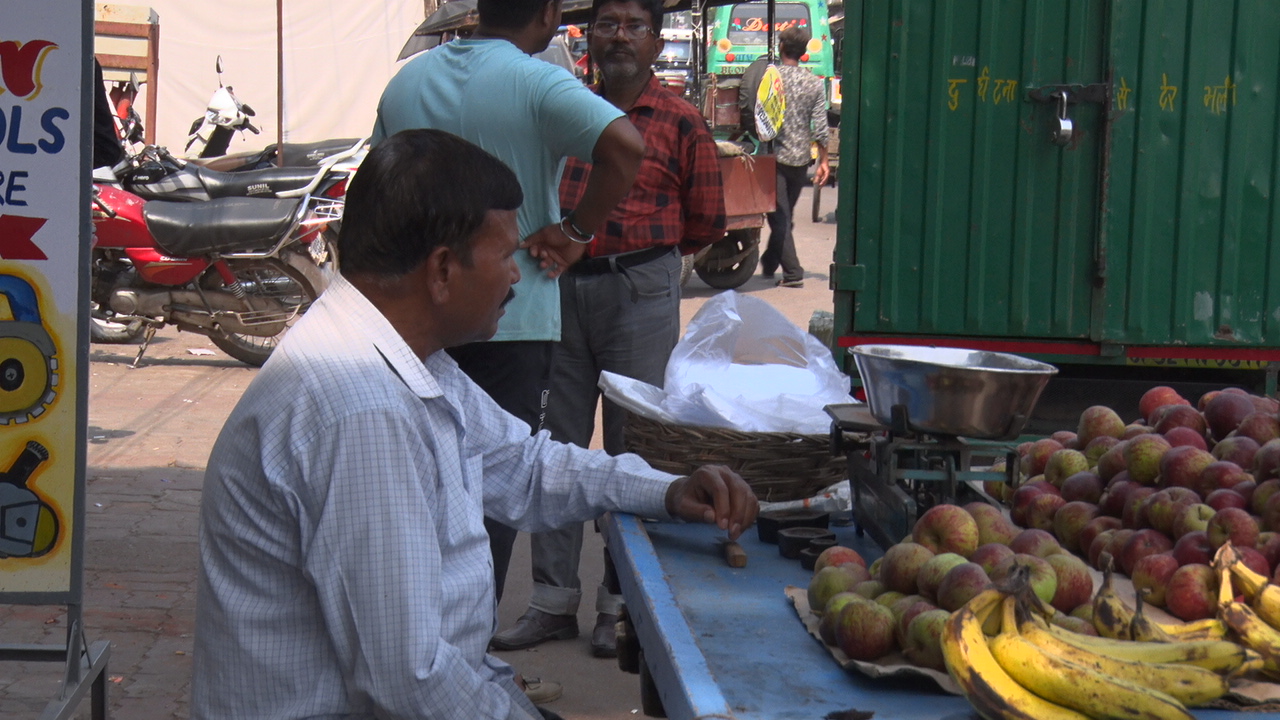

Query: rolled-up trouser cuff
[596,589,624,616]
[530,582,582,617]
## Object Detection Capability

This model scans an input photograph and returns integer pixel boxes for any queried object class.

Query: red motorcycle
[90,184,333,366]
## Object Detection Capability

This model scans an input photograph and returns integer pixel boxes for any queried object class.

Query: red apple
[1121,486,1157,528]
[1142,489,1199,536]
[1253,439,1280,482]
[1130,552,1180,607]
[1047,553,1094,613]
[1101,529,1137,569]
[912,504,980,558]
[1206,506,1259,550]
[902,608,950,671]
[818,592,869,645]
[1099,480,1137,518]
[1045,449,1091,488]
[1096,441,1131,481]
[1173,530,1214,566]
[1052,430,1080,449]
[1077,405,1126,449]
[880,543,935,595]
[1123,423,1155,440]
[1214,435,1262,471]
[970,543,1016,576]
[1010,485,1046,528]
[915,552,968,602]
[1154,404,1208,437]
[1010,528,1062,558]
[992,553,1057,604]
[1261,493,1280,533]
[963,501,1019,546]
[1249,394,1280,414]
[1088,529,1118,568]
[1025,438,1066,478]
[1165,564,1218,621]
[814,545,868,572]
[1195,460,1252,497]
[1205,488,1249,513]
[1054,501,1101,554]
[1204,392,1256,440]
[1171,503,1216,539]
[808,565,871,612]
[1160,446,1216,490]
[1163,425,1208,451]
[1118,528,1174,576]
[1125,434,1172,485]
[936,562,993,612]
[1251,478,1280,515]
[1234,412,1280,446]
[1236,546,1272,587]
[1079,516,1123,557]
[1061,471,1104,504]
[1197,390,1222,412]
[835,600,897,660]
[1140,386,1188,423]
[1024,493,1067,532]
[1084,435,1121,465]
[1256,531,1280,570]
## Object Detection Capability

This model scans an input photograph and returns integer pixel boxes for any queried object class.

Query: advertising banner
[0,0,90,600]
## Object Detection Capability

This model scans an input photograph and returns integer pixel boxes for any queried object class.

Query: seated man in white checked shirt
[190,128,759,720]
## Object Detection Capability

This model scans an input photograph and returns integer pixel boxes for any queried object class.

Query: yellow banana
[1012,599,1229,706]
[988,630,1196,720]
[1218,542,1280,631]
[1217,564,1280,675]
[1092,553,1135,640]
[941,589,1090,720]
[1128,587,1179,643]
[1159,617,1230,641]
[1033,617,1252,675]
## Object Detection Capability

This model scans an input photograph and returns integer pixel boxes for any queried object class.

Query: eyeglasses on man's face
[591,21,654,40]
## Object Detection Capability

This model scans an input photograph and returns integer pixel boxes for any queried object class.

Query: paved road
[0,187,838,719]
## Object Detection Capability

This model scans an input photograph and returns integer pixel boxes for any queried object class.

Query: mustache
[500,288,516,308]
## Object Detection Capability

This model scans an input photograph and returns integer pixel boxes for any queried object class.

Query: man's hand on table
[664,465,759,540]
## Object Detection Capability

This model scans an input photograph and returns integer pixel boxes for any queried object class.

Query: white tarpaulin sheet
[118,1,424,152]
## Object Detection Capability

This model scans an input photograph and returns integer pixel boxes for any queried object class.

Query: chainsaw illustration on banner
[0,439,59,558]
[0,274,59,425]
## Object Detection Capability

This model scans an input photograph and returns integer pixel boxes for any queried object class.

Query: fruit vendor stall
[608,339,1280,717]
[601,512,1254,719]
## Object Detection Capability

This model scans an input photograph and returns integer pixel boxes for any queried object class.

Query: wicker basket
[622,411,847,502]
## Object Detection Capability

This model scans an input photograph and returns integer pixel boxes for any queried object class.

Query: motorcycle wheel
[694,229,760,290]
[208,257,319,367]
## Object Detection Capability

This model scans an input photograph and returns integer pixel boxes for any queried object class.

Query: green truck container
[833,0,1280,427]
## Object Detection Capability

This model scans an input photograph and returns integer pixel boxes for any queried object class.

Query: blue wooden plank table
[602,512,1246,720]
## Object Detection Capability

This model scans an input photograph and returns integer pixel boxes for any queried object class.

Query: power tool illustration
[0,274,58,425]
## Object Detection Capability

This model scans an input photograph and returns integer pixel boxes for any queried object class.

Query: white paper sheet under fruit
[785,585,1280,708]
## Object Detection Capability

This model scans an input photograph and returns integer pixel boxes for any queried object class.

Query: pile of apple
[806,503,1096,672]
[996,385,1280,622]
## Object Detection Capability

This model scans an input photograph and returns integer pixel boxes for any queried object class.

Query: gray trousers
[529,248,681,616]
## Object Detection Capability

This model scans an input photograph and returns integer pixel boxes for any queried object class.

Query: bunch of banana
[1215,543,1280,677]
[1093,552,1229,642]
[941,588,1091,720]
[942,580,1242,720]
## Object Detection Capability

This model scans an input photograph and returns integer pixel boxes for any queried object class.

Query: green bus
[705,0,839,110]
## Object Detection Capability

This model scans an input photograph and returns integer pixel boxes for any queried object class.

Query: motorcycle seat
[271,138,364,167]
[144,196,300,257]
[193,164,322,199]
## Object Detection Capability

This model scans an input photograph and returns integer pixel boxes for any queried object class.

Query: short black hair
[591,0,664,31]
[338,129,522,278]
[779,26,810,60]
[478,0,557,30]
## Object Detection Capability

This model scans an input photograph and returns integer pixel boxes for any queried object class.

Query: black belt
[568,244,675,275]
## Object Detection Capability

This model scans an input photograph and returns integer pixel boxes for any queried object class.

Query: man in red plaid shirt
[490,0,726,659]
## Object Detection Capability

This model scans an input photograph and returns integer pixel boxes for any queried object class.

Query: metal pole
[277,0,285,166]
[766,0,775,63]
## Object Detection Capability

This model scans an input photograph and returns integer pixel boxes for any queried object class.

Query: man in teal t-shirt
[371,0,645,688]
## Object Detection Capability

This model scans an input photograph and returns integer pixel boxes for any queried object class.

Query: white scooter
[185,56,260,159]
